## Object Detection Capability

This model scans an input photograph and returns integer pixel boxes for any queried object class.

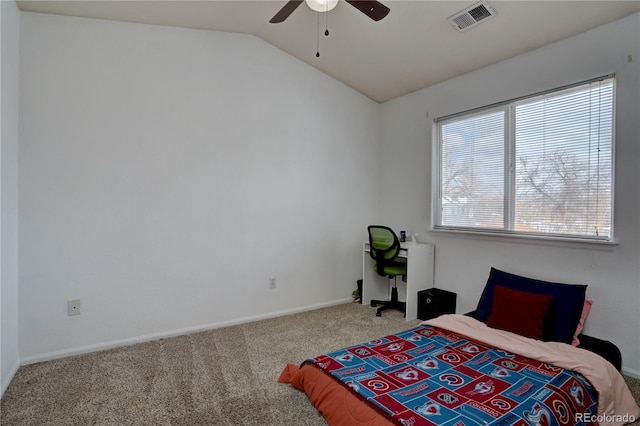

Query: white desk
[362,242,434,321]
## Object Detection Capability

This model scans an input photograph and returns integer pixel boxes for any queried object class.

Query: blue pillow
[475,267,586,344]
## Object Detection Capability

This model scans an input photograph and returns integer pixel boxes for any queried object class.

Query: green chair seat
[373,262,406,276]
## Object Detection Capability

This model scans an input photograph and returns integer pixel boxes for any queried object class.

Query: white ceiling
[16,0,640,103]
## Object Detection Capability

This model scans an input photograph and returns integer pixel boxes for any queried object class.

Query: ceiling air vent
[447,0,497,33]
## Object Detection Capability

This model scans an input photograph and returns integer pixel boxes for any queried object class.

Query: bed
[279,268,640,426]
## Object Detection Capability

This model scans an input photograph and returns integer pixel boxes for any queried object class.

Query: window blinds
[437,76,614,240]
[513,78,613,238]
[440,110,505,229]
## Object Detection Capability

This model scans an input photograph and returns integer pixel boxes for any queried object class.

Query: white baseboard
[20,298,353,366]
[622,366,640,379]
[1,360,20,398]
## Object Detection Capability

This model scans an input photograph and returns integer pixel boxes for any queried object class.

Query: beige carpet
[2,303,639,425]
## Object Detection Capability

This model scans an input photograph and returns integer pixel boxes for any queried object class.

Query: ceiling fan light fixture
[305,0,338,13]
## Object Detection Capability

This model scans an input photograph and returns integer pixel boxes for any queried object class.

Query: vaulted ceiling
[16,0,640,103]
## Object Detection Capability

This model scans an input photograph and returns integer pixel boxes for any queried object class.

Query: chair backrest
[368,226,401,275]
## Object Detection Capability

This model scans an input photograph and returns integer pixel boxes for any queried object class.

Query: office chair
[368,225,408,317]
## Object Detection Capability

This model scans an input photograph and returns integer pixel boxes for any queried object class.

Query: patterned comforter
[304,324,598,426]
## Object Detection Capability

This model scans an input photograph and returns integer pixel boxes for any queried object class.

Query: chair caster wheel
[376,312,381,317]
[371,301,376,307]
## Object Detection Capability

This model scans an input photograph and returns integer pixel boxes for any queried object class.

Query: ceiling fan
[269,0,390,24]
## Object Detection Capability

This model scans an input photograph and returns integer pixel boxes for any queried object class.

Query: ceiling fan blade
[345,0,390,21]
[269,1,304,23]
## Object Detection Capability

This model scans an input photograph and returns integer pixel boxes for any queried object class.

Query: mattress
[279,314,640,426]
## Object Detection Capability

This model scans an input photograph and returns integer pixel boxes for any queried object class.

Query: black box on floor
[417,288,457,320]
[357,279,363,304]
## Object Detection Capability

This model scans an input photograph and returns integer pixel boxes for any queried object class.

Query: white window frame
[432,75,616,244]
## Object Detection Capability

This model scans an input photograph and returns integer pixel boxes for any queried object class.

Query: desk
[362,242,434,321]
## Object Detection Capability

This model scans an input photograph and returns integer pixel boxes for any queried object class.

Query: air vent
[447,0,497,33]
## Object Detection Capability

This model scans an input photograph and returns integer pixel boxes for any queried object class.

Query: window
[435,76,614,241]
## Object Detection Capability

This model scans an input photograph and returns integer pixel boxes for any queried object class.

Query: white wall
[380,13,640,375]
[18,12,381,362]
[1,0,20,396]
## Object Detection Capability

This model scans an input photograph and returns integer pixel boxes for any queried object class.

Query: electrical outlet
[67,299,81,316]
[269,277,277,289]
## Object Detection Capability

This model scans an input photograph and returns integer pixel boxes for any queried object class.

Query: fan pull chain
[325,2,329,36]
[315,12,320,57]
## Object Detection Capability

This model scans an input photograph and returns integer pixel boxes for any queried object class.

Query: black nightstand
[417,288,457,320]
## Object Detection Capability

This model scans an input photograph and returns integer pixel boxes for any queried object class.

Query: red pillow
[487,285,554,340]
